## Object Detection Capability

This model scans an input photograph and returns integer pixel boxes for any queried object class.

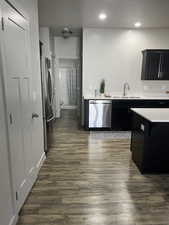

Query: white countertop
[84,96,169,100]
[131,108,169,122]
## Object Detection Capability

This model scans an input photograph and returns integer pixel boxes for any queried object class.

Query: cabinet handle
[158,54,162,79]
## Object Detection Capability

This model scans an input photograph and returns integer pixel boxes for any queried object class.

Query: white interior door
[0,75,14,225]
[2,2,34,212]
[0,6,14,225]
[21,78,33,175]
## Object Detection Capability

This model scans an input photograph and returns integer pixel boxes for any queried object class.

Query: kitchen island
[131,108,169,173]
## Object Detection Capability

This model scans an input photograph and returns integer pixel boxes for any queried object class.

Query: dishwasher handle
[89,100,112,104]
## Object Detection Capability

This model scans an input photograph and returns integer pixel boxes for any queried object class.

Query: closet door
[2,2,34,212]
[0,75,14,225]
[0,6,14,225]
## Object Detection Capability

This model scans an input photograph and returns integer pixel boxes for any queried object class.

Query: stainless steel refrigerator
[40,42,55,153]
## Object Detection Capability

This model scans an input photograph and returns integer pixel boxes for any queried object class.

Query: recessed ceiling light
[99,13,107,20]
[134,22,142,28]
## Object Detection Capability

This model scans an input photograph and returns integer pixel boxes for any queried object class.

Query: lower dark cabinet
[111,108,131,130]
[111,99,169,130]
[84,99,169,130]
[131,113,169,173]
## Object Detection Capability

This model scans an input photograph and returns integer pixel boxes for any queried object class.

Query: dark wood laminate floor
[17,109,169,225]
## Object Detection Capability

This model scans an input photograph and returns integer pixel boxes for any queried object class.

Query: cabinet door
[2,3,34,212]
[111,108,131,130]
[131,115,145,171]
[141,51,160,80]
[159,52,169,80]
[0,8,14,222]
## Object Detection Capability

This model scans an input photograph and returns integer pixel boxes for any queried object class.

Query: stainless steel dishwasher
[89,100,112,128]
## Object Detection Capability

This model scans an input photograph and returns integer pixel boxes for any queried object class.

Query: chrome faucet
[123,82,130,97]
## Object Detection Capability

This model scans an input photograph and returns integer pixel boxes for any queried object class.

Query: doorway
[59,59,80,111]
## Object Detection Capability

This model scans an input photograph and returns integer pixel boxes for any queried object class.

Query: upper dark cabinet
[141,49,169,80]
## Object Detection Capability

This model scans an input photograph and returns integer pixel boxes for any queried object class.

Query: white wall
[55,36,80,59]
[54,46,61,118]
[83,28,169,97]
[39,27,51,58]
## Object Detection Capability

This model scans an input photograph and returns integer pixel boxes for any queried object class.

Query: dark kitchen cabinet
[131,112,169,173]
[141,49,169,80]
[160,52,169,79]
[84,99,169,130]
[131,114,147,171]
[111,100,142,131]
[111,108,131,130]
[111,99,169,130]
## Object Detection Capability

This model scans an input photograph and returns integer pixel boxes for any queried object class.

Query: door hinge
[9,113,13,124]
[16,191,18,201]
[1,17,4,31]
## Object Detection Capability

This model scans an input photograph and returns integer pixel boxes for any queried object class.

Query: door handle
[32,113,39,119]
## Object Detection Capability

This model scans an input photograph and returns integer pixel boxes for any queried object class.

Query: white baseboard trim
[36,152,46,172]
[9,214,18,225]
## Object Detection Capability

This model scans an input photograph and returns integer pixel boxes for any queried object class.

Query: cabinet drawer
[143,100,169,108]
[112,100,169,108]
[112,100,145,108]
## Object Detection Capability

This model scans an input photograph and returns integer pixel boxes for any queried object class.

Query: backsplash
[141,81,169,97]
[85,81,169,98]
